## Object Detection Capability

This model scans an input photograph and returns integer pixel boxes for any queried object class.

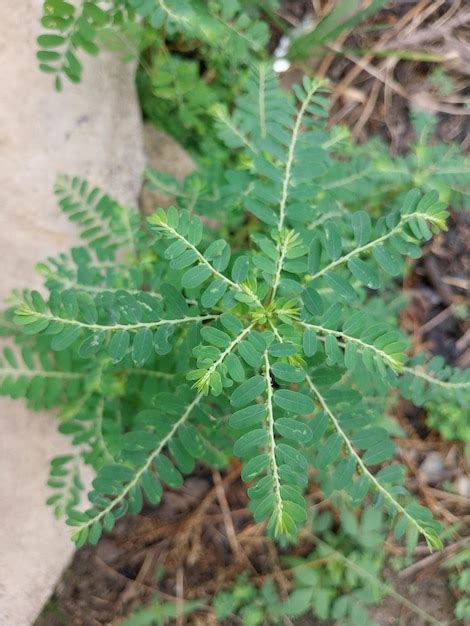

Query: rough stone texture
[0,399,81,625]
[0,4,144,300]
[140,122,196,214]
[0,2,144,625]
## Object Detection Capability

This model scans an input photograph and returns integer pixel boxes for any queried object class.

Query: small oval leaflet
[273,389,314,415]
[230,375,265,408]
[274,417,312,444]
[108,329,130,363]
[233,429,269,457]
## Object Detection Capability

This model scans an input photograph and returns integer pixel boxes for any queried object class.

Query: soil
[35,470,326,626]
[35,2,469,625]
[371,569,460,626]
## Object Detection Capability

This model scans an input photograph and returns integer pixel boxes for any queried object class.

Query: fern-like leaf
[67,388,205,545]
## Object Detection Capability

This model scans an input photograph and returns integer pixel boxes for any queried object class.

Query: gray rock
[419,451,444,483]
[456,476,470,498]
[0,2,144,624]
[0,3,144,301]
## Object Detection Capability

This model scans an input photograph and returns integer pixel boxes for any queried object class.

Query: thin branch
[211,468,243,562]
[0,367,84,380]
[309,211,435,281]
[71,392,204,534]
[277,80,323,231]
[15,307,217,333]
[297,320,405,371]
[155,221,262,307]
[195,323,256,393]
[263,351,284,528]
[304,373,439,548]
[401,365,470,391]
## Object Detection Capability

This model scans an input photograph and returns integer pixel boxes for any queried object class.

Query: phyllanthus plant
[37,0,270,90]
[2,65,468,551]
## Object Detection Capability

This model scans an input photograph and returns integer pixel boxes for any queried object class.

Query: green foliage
[129,0,269,58]
[120,598,201,626]
[443,548,470,621]
[425,398,470,445]
[47,455,83,519]
[135,0,272,155]
[372,110,470,212]
[38,0,272,159]
[5,65,469,559]
[0,343,84,410]
[428,66,455,98]
[37,0,131,90]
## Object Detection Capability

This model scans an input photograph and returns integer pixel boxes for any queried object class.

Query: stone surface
[140,122,196,214]
[0,3,144,301]
[0,2,144,625]
[419,451,444,483]
[0,399,80,626]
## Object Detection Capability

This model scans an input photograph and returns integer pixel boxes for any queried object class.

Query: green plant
[37,0,273,159]
[442,547,470,622]
[3,65,468,558]
[290,109,470,222]
[121,598,201,626]
[134,0,273,155]
[428,66,455,98]
[38,0,267,87]
[356,110,470,210]
[37,0,131,89]
[425,398,470,446]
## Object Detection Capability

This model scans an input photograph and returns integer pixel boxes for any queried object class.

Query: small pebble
[456,476,470,498]
[420,452,444,483]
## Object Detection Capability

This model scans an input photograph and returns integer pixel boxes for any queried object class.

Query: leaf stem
[401,365,470,390]
[263,351,283,524]
[298,320,404,371]
[277,81,321,232]
[213,108,259,155]
[309,211,438,281]
[196,323,256,392]
[16,309,217,333]
[0,367,84,380]
[158,222,262,307]
[71,392,203,534]
[271,237,289,301]
[304,373,438,547]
